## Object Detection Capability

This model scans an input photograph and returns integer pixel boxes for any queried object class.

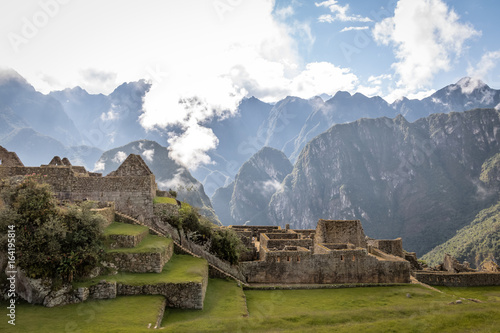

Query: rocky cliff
[268,109,500,255]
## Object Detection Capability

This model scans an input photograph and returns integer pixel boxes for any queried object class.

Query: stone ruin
[0,146,156,222]
[232,219,411,284]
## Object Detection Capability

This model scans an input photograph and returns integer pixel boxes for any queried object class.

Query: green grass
[163,284,500,332]
[106,234,172,254]
[4,281,500,332]
[154,196,178,205]
[103,222,149,237]
[161,279,248,331]
[74,254,207,288]
[0,295,165,333]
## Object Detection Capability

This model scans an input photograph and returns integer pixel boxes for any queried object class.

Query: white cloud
[289,62,358,98]
[167,121,219,170]
[315,0,372,23]
[93,160,105,172]
[112,151,127,164]
[340,26,369,33]
[142,149,154,162]
[275,6,294,20]
[467,50,500,81]
[373,0,480,96]
[368,74,392,85]
[100,105,118,121]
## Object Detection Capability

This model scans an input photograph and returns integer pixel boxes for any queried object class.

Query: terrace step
[104,222,149,249]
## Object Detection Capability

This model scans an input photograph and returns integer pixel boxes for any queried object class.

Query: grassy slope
[103,222,149,236]
[74,254,207,288]
[421,201,500,268]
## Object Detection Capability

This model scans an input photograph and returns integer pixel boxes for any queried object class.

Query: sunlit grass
[103,221,149,236]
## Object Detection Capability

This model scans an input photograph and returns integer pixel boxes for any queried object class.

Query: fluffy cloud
[315,0,372,23]
[373,0,480,95]
[142,149,154,162]
[467,50,500,81]
[112,151,127,164]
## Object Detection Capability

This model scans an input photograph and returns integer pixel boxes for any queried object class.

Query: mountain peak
[455,77,488,94]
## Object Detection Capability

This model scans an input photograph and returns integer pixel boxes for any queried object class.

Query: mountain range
[1,68,499,259]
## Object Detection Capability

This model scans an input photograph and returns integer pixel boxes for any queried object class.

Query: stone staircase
[115,211,248,286]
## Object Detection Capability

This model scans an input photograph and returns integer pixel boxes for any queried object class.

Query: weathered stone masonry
[0,147,156,222]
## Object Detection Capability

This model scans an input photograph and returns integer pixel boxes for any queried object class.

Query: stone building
[0,146,156,222]
[234,219,411,284]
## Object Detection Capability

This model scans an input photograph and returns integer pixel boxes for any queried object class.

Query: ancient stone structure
[0,146,156,222]
[234,219,411,284]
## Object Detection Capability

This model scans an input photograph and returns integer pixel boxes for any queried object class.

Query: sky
[1,0,499,169]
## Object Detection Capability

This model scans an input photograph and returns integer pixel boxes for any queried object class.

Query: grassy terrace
[105,234,172,254]
[74,254,207,288]
[153,196,190,208]
[3,281,500,332]
[103,222,149,237]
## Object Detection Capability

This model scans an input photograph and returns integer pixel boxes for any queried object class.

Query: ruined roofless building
[0,146,156,222]
[234,219,411,284]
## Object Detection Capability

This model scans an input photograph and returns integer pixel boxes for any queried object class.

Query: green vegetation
[0,176,105,282]
[106,234,172,254]
[422,201,500,268]
[480,152,500,185]
[74,254,207,288]
[0,296,165,333]
[163,204,245,264]
[153,196,178,205]
[103,222,148,236]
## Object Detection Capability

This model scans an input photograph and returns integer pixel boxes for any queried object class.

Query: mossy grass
[0,295,165,333]
[103,221,149,237]
[105,234,172,254]
[74,254,207,288]
[153,196,190,208]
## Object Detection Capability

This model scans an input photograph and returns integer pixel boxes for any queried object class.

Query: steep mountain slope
[49,80,163,150]
[212,147,292,225]
[268,109,500,255]
[421,201,500,268]
[95,140,218,223]
[289,92,396,162]
[0,69,83,145]
[392,77,500,121]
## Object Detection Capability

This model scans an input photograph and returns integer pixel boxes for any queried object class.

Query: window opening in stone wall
[341,255,344,261]
[277,257,280,263]
[352,255,355,261]
[287,256,291,262]
[297,256,301,262]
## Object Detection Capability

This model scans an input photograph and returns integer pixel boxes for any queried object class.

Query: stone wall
[368,238,404,258]
[92,204,115,228]
[315,220,367,248]
[415,272,500,287]
[0,165,156,222]
[260,234,313,251]
[154,203,180,218]
[107,243,173,273]
[89,280,117,299]
[106,231,148,249]
[242,248,411,284]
